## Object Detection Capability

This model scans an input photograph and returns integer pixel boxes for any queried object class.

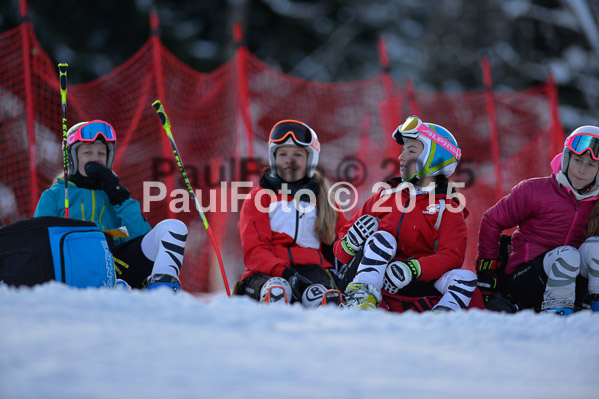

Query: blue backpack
[0,216,115,288]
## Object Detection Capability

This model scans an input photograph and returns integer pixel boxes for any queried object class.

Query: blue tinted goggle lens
[570,135,599,160]
[79,122,116,141]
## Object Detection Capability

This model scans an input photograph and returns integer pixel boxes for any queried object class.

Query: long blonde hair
[262,166,339,245]
[51,171,65,186]
[313,170,339,245]
[588,200,599,237]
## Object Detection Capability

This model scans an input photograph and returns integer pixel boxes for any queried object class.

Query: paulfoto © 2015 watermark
[142,180,467,214]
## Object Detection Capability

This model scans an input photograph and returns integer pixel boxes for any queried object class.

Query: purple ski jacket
[477,154,597,275]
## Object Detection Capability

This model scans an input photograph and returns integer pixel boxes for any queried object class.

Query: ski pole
[151,100,231,296]
[58,63,69,218]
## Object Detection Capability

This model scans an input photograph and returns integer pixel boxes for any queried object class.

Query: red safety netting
[0,19,564,293]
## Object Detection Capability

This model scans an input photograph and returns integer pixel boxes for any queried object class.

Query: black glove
[341,214,379,256]
[282,267,314,301]
[85,162,130,205]
[475,258,501,305]
[485,292,518,313]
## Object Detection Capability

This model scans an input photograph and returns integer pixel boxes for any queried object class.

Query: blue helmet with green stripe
[393,115,461,181]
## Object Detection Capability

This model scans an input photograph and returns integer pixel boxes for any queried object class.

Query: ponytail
[313,170,338,245]
[588,200,599,237]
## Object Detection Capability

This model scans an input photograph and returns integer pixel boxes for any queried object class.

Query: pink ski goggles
[566,132,599,161]
[67,120,116,146]
[393,115,462,160]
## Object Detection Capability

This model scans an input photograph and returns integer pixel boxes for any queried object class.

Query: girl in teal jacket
[34,120,187,291]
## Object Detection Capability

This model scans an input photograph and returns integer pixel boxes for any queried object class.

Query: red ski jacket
[239,186,347,280]
[333,182,468,282]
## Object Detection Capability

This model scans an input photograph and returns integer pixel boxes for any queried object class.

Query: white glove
[383,260,421,294]
[341,214,378,255]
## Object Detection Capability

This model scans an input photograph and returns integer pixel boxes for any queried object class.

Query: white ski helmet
[268,120,320,178]
[66,120,117,175]
[392,115,461,181]
[561,125,599,187]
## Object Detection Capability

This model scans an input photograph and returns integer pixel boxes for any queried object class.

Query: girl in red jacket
[477,126,599,315]
[237,120,347,307]
[334,115,477,311]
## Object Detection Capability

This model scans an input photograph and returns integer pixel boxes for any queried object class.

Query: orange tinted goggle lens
[269,121,312,146]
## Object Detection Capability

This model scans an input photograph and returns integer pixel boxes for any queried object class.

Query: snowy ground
[1,282,597,399]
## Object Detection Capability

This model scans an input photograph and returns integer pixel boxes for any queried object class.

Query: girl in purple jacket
[477,126,599,315]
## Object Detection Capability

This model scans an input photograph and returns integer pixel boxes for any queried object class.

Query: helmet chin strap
[556,170,599,200]
[405,167,429,184]
[576,180,595,194]
[564,163,596,194]
[405,174,420,184]
[584,183,595,193]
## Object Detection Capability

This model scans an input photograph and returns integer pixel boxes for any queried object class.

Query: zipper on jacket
[564,200,580,245]
[286,247,295,266]
[286,205,301,266]
[395,195,410,241]
[99,200,106,230]
[291,206,300,245]
[80,200,85,221]
[91,190,96,221]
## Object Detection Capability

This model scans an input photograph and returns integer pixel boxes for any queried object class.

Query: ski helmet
[561,125,599,187]
[66,120,117,175]
[392,115,461,181]
[268,120,320,178]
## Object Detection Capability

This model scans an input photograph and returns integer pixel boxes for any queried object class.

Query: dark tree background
[1,0,597,132]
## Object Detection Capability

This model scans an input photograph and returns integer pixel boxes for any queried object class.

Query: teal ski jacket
[34,179,151,246]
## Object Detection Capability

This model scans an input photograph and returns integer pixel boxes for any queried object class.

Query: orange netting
[0,21,564,293]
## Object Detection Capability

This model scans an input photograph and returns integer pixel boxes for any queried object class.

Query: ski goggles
[392,115,462,160]
[565,132,599,160]
[67,120,117,146]
[269,120,316,148]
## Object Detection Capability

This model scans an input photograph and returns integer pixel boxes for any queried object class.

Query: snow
[1,283,598,399]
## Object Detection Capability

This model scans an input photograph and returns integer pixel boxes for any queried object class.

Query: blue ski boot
[590,294,599,313]
[542,307,573,316]
[145,274,181,292]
